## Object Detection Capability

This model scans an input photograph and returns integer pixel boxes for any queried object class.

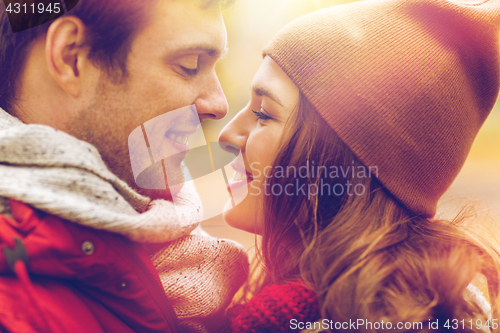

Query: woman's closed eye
[252,109,273,121]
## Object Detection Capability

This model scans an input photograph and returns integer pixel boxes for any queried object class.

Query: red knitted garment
[222,280,320,333]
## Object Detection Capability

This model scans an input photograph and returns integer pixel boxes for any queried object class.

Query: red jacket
[0,199,179,333]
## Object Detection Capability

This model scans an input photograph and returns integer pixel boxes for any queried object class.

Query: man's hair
[0,0,233,114]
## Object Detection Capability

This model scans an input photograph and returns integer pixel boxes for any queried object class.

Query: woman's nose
[218,110,248,154]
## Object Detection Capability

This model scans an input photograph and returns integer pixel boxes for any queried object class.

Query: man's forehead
[155,0,223,18]
[146,0,227,56]
[163,0,221,8]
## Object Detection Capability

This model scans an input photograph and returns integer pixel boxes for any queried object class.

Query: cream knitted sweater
[0,108,248,332]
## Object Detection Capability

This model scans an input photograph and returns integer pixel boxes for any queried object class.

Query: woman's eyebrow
[252,86,284,107]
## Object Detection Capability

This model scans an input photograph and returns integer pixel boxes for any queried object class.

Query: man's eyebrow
[252,86,283,107]
[171,43,229,58]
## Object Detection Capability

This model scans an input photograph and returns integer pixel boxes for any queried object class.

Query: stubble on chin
[66,79,184,203]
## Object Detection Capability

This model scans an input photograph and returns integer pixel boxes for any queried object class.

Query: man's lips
[165,131,190,145]
[164,126,199,147]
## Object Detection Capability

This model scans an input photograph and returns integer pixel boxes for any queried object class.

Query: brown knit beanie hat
[263,0,500,218]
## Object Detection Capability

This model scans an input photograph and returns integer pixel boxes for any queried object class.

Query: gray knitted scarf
[0,108,203,243]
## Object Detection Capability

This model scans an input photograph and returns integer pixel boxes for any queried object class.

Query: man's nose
[195,74,228,122]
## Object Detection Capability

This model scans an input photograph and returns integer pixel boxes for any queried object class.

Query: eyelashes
[178,54,200,77]
[180,66,199,76]
[252,109,273,121]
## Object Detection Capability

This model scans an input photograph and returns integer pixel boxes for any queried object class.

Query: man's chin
[137,188,175,201]
[133,172,185,201]
[124,158,186,201]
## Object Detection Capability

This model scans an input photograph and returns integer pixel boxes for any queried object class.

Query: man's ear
[45,16,89,97]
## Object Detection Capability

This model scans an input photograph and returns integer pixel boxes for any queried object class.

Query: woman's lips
[227,169,253,192]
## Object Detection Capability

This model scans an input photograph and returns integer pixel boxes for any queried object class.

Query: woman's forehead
[251,57,300,111]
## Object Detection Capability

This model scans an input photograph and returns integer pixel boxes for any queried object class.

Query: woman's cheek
[248,130,280,170]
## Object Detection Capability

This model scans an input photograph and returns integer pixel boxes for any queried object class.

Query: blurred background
[198,0,500,253]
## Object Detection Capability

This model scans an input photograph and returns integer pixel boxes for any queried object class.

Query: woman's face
[218,56,300,233]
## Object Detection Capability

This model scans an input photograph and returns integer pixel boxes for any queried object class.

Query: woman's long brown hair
[240,94,500,332]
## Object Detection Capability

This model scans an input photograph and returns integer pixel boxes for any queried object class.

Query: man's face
[68,0,228,200]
